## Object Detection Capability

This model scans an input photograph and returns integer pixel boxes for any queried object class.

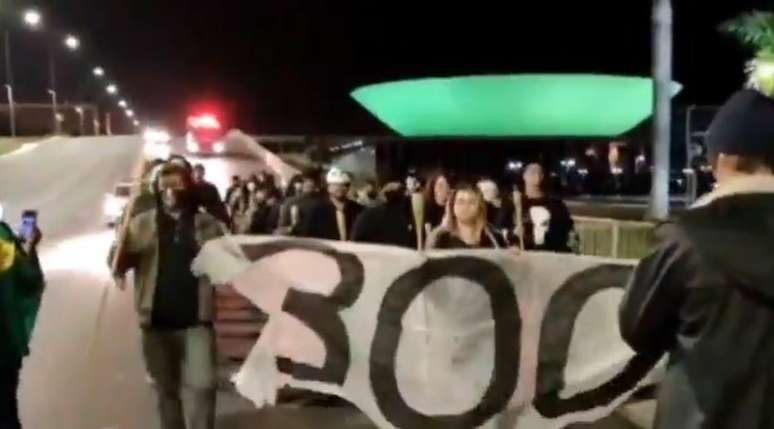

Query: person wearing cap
[619,89,774,429]
[297,168,363,241]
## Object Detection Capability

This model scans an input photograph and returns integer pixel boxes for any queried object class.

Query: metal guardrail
[574,216,657,259]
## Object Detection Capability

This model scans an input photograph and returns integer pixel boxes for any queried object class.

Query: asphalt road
[0,136,651,429]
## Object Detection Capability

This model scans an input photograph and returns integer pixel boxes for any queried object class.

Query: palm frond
[721,11,774,55]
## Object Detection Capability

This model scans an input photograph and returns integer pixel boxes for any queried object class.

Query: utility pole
[105,112,112,136]
[4,31,16,137]
[649,0,673,220]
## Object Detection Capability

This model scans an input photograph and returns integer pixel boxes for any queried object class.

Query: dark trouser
[142,326,216,429]
[0,360,22,429]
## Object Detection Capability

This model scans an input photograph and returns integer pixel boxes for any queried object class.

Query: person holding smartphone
[0,215,44,429]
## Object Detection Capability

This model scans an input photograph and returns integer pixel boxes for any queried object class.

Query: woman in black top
[422,171,452,232]
[426,183,507,250]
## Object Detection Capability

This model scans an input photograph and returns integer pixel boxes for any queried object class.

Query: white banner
[193,236,661,429]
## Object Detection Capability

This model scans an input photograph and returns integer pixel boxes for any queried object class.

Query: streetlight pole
[648,0,673,220]
[49,46,57,103]
[105,112,112,136]
[3,31,16,137]
[47,89,59,134]
[4,85,15,137]
[75,106,84,136]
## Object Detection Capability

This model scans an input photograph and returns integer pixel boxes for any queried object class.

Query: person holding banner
[111,162,226,429]
[620,89,774,429]
[426,183,507,249]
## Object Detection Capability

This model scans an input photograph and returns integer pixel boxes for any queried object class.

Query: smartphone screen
[19,210,38,243]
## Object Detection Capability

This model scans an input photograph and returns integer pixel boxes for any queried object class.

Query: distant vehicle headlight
[157,143,171,160]
[104,196,124,217]
[143,128,172,144]
[144,141,173,160]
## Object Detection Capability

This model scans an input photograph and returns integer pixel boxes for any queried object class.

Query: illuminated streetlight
[133,120,140,127]
[125,109,134,118]
[64,35,80,51]
[106,84,118,95]
[118,100,127,108]
[23,9,42,28]
[93,67,105,77]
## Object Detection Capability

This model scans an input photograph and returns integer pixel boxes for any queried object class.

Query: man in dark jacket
[277,173,319,235]
[620,89,774,429]
[0,220,44,429]
[247,187,276,235]
[298,168,362,241]
[352,182,417,249]
[192,164,230,226]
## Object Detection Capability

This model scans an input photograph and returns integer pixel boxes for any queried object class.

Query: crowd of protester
[186,162,578,253]
[2,87,772,429]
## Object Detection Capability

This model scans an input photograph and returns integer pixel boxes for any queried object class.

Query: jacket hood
[686,175,774,300]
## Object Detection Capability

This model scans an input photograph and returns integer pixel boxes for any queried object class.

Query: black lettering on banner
[370,256,521,429]
[241,240,364,386]
[533,264,661,417]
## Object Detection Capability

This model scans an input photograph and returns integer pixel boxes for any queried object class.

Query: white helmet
[477,179,499,203]
[326,168,350,185]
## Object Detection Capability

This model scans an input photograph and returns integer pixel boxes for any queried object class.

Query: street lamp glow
[106,84,118,95]
[23,9,42,28]
[64,35,80,51]
[93,67,105,77]
[118,100,127,108]
[75,106,83,114]
[133,120,141,127]
[125,109,135,118]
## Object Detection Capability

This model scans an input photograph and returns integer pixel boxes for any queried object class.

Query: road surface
[0,136,650,429]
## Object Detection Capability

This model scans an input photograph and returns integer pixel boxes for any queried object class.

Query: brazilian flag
[0,221,44,367]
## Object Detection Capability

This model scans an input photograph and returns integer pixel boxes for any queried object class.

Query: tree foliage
[721,11,774,58]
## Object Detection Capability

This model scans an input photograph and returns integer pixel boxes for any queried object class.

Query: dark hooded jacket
[351,194,417,249]
[620,176,774,429]
[298,197,363,241]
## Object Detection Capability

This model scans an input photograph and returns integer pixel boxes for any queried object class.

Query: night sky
[6,0,774,134]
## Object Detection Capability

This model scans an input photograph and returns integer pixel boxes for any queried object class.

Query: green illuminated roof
[351,74,682,138]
